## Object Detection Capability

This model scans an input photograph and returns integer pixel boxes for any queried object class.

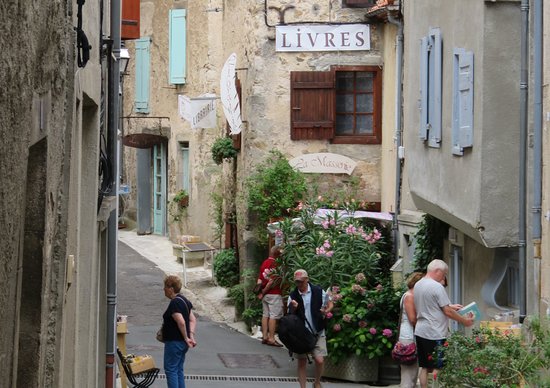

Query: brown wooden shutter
[290,71,335,140]
[121,0,140,40]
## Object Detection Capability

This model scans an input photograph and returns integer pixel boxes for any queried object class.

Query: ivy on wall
[412,214,449,272]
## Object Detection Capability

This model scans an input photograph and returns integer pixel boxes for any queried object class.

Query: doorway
[152,143,167,235]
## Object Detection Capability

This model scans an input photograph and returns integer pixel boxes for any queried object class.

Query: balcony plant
[435,318,550,387]
[211,136,238,165]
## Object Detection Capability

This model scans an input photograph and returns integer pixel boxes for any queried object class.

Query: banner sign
[289,153,357,175]
[276,24,370,52]
[178,94,217,129]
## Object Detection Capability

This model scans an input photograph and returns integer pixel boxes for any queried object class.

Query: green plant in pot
[173,189,189,207]
[211,137,238,165]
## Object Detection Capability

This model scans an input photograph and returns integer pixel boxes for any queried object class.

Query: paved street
[117,236,400,388]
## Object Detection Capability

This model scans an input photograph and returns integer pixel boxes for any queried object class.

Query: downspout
[387,8,404,263]
[106,0,121,385]
[519,0,529,324]
[532,0,543,317]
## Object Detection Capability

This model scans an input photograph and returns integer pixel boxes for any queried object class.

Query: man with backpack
[287,269,333,388]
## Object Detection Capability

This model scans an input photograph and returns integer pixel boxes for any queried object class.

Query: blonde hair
[164,275,182,293]
[406,272,424,289]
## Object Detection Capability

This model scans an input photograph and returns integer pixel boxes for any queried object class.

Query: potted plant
[435,318,550,387]
[211,137,238,165]
[173,189,189,207]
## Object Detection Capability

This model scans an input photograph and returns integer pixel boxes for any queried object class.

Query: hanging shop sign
[178,93,217,129]
[276,24,370,52]
[289,153,357,175]
[220,53,243,135]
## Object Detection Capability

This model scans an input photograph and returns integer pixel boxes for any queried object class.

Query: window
[135,37,151,113]
[452,49,474,156]
[419,27,442,148]
[290,66,382,144]
[169,9,187,84]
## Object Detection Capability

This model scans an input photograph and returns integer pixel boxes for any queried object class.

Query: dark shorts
[415,335,445,369]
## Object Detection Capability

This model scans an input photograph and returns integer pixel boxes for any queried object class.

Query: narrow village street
[117,231,400,388]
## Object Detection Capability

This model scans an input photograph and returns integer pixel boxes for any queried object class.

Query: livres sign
[289,153,357,175]
[276,24,370,52]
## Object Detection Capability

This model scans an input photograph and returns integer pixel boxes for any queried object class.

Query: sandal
[261,338,268,344]
[266,340,284,347]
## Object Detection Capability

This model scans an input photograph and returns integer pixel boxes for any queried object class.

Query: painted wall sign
[289,153,357,175]
[276,24,370,52]
[178,94,217,129]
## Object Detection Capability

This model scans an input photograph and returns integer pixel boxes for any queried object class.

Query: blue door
[153,143,167,235]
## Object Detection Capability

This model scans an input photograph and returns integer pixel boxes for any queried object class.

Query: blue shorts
[415,335,445,369]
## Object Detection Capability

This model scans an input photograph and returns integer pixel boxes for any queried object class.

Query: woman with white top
[399,272,424,388]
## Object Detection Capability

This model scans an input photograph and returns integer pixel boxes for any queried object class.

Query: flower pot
[323,355,379,383]
[178,196,189,207]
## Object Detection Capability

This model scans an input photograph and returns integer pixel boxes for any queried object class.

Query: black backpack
[277,314,318,354]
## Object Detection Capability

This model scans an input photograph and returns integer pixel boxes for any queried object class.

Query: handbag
[391,341,417,364]
[156,325,164,343]
[391,293,418,365]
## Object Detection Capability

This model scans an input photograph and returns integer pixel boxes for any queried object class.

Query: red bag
[391,341,417,365]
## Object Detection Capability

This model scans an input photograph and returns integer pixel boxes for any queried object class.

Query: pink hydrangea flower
[326,312,333,319]
[343,314,352,323]
[331,286,340,293]
[382,329,393,338]
[333,324,342,332]
[369,327,377,335]
[355,273,366,282]
[358,320,367,328]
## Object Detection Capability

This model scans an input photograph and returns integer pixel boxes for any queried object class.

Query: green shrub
[227,284,245,317]
[412,214,449,272]
[213,249,239,288]
[211,137,238,165]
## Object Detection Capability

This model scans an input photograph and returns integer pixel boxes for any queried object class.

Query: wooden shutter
[121,0,140,40]
[428,27,442,148]
[290,71,335,140]
[169,9,187,84]
[452,49,474,156]
[135,37,151,113]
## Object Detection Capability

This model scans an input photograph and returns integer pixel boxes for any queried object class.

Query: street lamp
[119,48,130,74]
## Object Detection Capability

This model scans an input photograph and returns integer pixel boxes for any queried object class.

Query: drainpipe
[519,0,529,324]
[106,0,121,385]
[387,9,404,264]
[532,0,543,317]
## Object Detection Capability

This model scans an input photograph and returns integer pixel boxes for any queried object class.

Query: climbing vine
[412,214,449,272]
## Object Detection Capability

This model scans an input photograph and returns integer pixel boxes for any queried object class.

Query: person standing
[288,269,333,388]
[162,275,197,388]
[413,260,474,388]
[398,272,424,388]
[256,246,284,346]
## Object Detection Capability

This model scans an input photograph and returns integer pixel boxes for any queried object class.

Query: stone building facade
[0,0,118,386]
[122,0,400,270]
[399,0,541,321]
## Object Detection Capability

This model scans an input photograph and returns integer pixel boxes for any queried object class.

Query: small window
[290,66,382,144]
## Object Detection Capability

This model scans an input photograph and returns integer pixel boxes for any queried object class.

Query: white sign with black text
[289,153,357,175]
[276,24,370,52]
[178,94,217,129]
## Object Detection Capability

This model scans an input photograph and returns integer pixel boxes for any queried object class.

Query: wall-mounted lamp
[120,48,130,74]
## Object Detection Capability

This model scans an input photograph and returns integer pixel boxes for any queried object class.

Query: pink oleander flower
[369,327,377,335]
[332,294,343,302]
[323,240,331,249]
[382,329,393,338]
[321,220,330,229]
[333,324,342,332]
[358,320,368,328]
[274,229,284,238]
[325,250,334,257]
[297,201,303,210]
[345,224,357,235]
[316,246,326,255]
[329,219,336,226]
[262,268,273,279]
[355,273,366,283]
[343,314,352,323]
[331,286,340,293]
[326,312,333,319]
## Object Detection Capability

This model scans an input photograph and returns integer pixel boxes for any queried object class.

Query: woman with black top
[162,275,197,388]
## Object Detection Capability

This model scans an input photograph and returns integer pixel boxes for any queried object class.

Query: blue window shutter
[169,9,187,84]
[428,27,442,148]
[419,36,429,141]
[452,49,474,156]
[135,37,151,113]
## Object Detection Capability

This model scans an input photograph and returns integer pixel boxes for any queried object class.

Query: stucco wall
[402,0,520,248]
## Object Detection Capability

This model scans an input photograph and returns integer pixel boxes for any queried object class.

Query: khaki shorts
[294,334,328,359]
[262,294,283,319]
